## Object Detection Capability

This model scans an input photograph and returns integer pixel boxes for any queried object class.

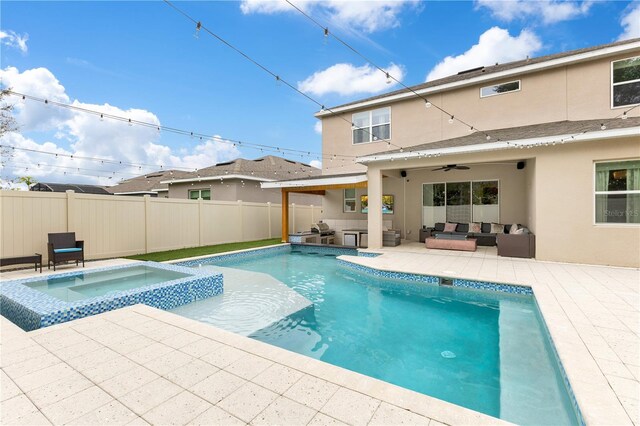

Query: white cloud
[618,3,640,41]
[240,0,419,33]
[0,66,71,131]
[426,27,542,81]
[313,121,322,134]
[476,0,592,24]
[309,159,322,169]
[299,62,405,96]
[0,30,29,53]
[0,66,240,186]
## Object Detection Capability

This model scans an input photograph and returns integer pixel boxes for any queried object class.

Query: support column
[367,167,383,249]
[281,190,289,242]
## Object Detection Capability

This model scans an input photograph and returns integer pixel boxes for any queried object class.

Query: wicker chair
[47,232,84,271]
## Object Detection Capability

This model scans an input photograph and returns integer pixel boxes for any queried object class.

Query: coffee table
[425,236,477,252]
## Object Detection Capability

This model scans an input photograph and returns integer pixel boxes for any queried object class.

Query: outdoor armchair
[47,232,85,271]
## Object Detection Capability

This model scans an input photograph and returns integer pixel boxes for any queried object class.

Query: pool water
[191,250,579,425]
[25,265,190,302]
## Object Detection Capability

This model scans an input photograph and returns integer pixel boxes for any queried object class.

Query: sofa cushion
[512,228,525,235]
[468,222,481,233]
[481,223,492,233]
[456,223,469,233]
[444,222,457,232]
[53,248,83,253]
[509,223,519,234]
[490,223,505,234]
[434,223,445,232]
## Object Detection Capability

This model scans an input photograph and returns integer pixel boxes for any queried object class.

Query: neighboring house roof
[107,170,192,195]
[317,38,640,115]
[361,117,640,163]
[161,155,321,184]
[30,182,112,195]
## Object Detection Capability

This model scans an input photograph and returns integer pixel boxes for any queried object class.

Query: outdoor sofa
[424,222,535,257]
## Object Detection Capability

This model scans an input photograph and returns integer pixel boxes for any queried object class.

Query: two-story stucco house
[264,38,640,268]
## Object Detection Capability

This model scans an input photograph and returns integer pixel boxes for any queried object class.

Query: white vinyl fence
[0,190,321,261]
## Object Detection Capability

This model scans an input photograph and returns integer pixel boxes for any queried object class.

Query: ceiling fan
[432,164,470,172]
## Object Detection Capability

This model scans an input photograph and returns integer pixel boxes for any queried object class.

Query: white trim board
[357,127,640,164]
[261,174,368,189]
[160,174,276,185]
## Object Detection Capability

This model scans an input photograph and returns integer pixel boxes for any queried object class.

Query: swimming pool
[181,246,580,426]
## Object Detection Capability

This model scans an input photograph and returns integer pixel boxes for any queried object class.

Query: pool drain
[441,350,456,359]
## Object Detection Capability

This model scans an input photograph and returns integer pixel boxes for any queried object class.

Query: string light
[162,0,403,150]
[386,72,392,84]
[448,116,454,124]
[425,100,431,109]
[8,91,354,162]
[600,123,606,130]
[194,21,202,38]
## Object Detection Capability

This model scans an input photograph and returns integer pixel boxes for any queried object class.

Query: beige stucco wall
[321,51,640,174]
[168,180,321,206]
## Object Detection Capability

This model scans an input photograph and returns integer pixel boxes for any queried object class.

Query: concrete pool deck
[1,244,638,425]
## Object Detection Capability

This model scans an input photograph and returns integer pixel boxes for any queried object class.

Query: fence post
[144,195,151,254]
[267,202,272,238]
[198,197,203,247]
[65,190,75,231]
[311,204,314,224]
[238,200,244,241]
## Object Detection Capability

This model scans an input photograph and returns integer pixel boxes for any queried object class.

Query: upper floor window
[352,107,390,144]
[189,189,211,200]
[612,56,640,108]
[595,160,640,224]
[480,80,520,98]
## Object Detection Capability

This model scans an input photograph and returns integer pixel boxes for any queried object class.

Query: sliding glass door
[422,181,499,226]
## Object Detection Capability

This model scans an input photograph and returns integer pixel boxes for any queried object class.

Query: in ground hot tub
[0,261,223,331]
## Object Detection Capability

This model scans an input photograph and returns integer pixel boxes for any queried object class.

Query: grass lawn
[127,238,283,262]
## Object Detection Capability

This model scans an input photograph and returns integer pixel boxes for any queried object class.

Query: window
[480,80,520,98]
[343,188,356,212]
[352,107,390,144]
[612,57,640,108]
[422,181,499,226]
[595,160,640,224]
[189,189,211,200]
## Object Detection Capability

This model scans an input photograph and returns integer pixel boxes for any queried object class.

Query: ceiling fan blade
[444,168,452,172]
[456,166,470,170]
[432,167,447,171]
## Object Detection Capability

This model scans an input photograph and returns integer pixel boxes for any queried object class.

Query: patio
[1,245,638,425]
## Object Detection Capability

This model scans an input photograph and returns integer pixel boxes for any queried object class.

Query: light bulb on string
[385,72,392,84]
[425,100,431,109]
[194,21,202,39]
[622,112,628,120]
[128,119,133,127]
[323,27,329,45]
[448,116,454,124]
[600,123,606,130]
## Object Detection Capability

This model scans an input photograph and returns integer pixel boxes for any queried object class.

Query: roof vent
[216,161,235,167]
[284,159,297,164]
[145,174,163,178]
[253,158,264,162]
[457,66,484,75]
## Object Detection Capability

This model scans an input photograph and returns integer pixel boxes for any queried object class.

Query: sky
[1,0,638,188]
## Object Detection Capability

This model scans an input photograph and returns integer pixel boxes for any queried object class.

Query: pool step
[170,265,313,336]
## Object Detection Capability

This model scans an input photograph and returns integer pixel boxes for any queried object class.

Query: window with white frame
[612,56,640,108]
[189,189,211,200]
[595,160,640,224]
[352,107,390,144]
[480,80,520,98]
[343,188,356,212]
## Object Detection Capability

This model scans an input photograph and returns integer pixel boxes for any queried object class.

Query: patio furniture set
[0,232,84,273]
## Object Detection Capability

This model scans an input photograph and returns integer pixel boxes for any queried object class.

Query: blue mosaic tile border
[176,244,291,267]
[337,259,532,296]
[357,251,382,258]
[533,299,586,426]
[0,261,223,331]
[291,244,358,257]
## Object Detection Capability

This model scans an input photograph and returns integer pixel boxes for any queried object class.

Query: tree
[16,176,36,188]
[0,88,18,137]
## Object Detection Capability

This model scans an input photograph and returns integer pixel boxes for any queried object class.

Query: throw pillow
[490,223,504,234]
[444,222,457,232]
[468,222,481,233]
[510,223,519,234]
[512,228,524,235]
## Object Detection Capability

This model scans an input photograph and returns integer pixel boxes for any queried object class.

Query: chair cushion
[53,248,83,253]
